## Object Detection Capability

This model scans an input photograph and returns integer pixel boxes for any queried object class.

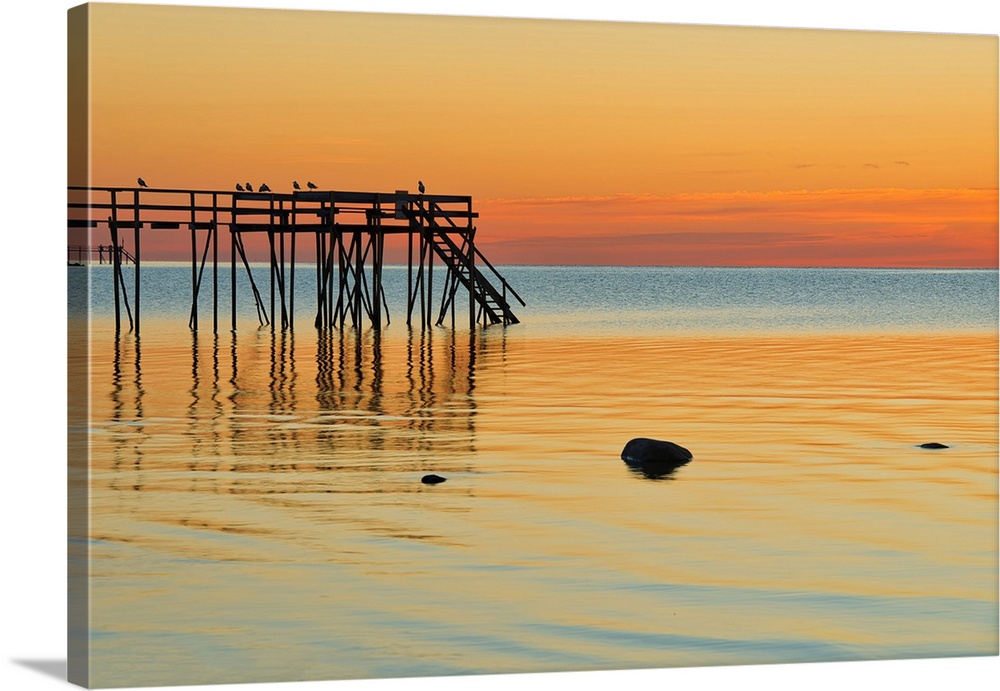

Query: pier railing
[67,244,135,265]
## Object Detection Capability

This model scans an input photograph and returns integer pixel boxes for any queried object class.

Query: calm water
[69,265,999,687]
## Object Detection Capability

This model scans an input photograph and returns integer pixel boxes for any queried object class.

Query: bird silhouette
[418,180,425,194]
[293,181,301,190]
[236,183,244,192]
[246,183,253,192]
[260,183,271,193]
[307,181,318,190]
[137,177,147,188]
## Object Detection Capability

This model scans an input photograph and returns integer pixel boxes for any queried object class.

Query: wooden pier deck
[67,185,524,334]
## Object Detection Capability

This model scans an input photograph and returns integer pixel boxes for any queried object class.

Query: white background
[2,2,998,690]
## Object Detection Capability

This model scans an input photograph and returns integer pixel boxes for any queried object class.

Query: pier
[67,185,524,334]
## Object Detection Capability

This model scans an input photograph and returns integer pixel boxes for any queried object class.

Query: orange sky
[76,4,998,267]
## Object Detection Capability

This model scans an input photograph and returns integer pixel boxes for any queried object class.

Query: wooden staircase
[426,231,521,325]
[408,201,524,326]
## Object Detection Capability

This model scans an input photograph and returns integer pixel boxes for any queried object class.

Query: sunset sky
[76,3,998,267]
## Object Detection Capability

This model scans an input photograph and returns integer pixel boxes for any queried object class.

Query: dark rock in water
[919,442,950,449]
[621,438,692,477]
[421,474,447,485]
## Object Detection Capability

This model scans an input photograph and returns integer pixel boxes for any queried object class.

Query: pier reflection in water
[97,321,491,497]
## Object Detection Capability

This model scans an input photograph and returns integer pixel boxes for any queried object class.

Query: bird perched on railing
[236,183,244,192]
[245,183,253,192]
[293,181,301,190]
[418,180,425,194]
[137,177,148,188]
[260,183,271,193]
[307,181,318,190]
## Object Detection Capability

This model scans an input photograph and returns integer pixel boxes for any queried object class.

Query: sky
[74,3,997,266]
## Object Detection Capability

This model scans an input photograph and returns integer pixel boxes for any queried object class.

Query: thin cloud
[475,188,998,267]
[794,164,817,169]
[863,163,880,169]
[894,160,910,166]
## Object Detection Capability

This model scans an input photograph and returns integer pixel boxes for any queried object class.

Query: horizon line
[82,260,998,271]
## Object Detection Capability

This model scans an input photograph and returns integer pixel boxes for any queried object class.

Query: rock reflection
[626,466,680,481]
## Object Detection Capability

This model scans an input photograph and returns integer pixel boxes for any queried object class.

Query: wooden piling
[280,211,287,330]
[190,191,198,331]
[407,223,414,327]
[133,189,141,334]
[212,193,219,334]
[230,195,237,332]
[109,189,121,333]
[289,198,296,331]
[268,195,275,331]
[315,229,325,329]
[468,198,475,331]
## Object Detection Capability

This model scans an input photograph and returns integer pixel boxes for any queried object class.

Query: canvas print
[67,3,999,688]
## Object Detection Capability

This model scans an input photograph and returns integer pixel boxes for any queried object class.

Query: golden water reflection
[85,323,998,687]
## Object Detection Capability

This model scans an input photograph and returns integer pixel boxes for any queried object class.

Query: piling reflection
[101,324,499,493]
[311,326,480,460]
[265,328,300,467]
[186,331,225,476]
[108,331,146,492]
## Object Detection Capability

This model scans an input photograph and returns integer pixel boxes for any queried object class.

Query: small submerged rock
[621,438,692,477]
[918,442,950,449]
[421,474,447,485]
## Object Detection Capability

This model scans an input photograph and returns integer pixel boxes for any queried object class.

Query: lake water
[69,264,998,688]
